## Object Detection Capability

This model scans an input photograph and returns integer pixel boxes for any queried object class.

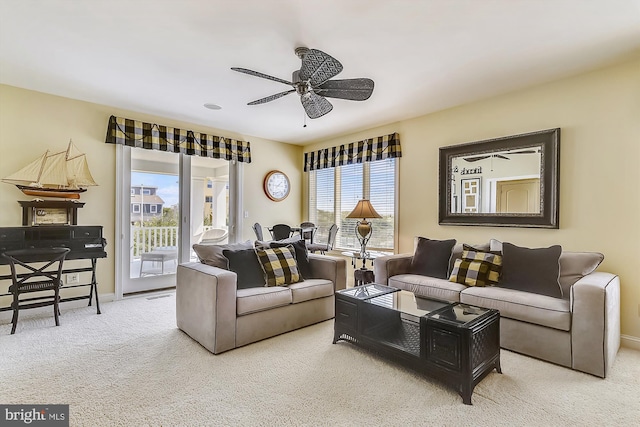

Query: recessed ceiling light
[204,103,222,110]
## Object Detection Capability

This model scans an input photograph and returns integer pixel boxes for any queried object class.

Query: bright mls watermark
[1,405,68,426]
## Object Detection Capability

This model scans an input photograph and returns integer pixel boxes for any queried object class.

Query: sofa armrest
[308,254,347,291]
[570,272,620,377]
[176,262,238,354]
[373,254,413,286]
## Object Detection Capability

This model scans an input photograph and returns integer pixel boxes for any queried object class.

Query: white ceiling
[1,1,639,146]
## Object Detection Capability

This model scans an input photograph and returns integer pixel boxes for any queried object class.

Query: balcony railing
[131,225,223,258]
[131,226,178,258]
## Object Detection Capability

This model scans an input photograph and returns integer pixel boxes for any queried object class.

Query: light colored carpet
[1,293,639,426]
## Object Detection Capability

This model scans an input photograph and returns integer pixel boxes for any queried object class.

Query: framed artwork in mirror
[439,128,560,228]
[461,178,481,213]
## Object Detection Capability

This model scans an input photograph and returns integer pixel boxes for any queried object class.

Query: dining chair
[299,222,316,244]
[253,222,264,241]
[270,224,293,241]
[2,247,70,334]
[307,224,338,254]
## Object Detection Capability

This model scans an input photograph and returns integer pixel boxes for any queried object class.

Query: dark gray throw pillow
[410,237,457,279]
[193,240,253,269]
[222,248,266,289]
[270,239,311,280]
[498,242,563,298]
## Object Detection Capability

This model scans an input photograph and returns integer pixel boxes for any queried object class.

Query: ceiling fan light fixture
[231,47,374,120]
[203,103,222,110]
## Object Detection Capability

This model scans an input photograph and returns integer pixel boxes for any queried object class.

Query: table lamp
[346,199,382,260]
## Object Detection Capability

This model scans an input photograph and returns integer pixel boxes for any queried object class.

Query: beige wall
[306,58,640,341]
[0,84,302,300]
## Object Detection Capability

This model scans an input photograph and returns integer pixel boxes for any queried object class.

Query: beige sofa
[176,253,346,354]
[374,241,620,378]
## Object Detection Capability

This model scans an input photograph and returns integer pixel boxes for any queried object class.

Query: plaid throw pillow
[449,245,503,287]
[256,245,301,287]
[463,244,502,284]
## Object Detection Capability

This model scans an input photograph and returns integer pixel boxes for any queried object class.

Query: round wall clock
[263,170,290,202]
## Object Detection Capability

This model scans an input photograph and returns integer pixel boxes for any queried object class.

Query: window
[150,204,157,213]
[143,189,151,195]
[132,204,141,213]
[205,196,213,203]
[309,158,397,252]
[131,188,135,195]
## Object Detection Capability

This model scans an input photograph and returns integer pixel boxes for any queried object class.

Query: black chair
[252,222,264,241]
[307,224,339,254]
[270,224,293,241]
[2,247,70,334]
[299,222,317,244]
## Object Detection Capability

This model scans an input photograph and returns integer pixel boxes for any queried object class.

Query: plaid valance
[303,132,401,172]
[105,115,251,163]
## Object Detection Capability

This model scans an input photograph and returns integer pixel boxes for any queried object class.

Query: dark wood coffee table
[334,284,501,404]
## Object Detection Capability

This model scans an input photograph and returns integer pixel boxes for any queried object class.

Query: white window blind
[308,158,396,252]
[339,163,363,249]
[309,168,335,245]
[368,158,395,249]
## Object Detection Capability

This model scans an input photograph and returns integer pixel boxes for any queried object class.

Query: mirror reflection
[438,128,560,229]
[450,146,542,214]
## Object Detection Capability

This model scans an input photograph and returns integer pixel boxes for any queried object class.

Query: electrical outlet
[66,273,80,285]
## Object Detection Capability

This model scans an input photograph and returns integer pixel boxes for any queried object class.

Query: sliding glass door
[116,146,236,296]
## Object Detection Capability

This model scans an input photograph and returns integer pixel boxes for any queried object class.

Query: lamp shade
[346,199,382,219]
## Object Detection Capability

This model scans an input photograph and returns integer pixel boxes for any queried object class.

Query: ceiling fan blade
[316,78,374,101]
[248,89,296,105]
[494,154,510,160]
[464,155,491,162]
[301,93,333,119]
[508,150,537,154]
[231,67,292,86]
[299,49,343,86]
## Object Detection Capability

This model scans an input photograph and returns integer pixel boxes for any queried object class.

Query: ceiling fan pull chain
[303,110,307,128]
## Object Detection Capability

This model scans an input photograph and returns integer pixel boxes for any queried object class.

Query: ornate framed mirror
[439,128,560,228]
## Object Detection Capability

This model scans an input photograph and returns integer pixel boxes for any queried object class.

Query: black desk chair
[270,224,293,241]
[2,247,70,334]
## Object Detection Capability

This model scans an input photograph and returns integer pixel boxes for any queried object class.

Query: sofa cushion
[223,248,266,289]
[491,239,605,299]
[256,245,302,287]
[410,237,456,279]
[460,286,571,331]
[558,251,604,297]
[449,258,496,287]
[288,279,334,303]
[389,274,465,302]
[193,240,253,269]
[449,242,490,275]
[498,242,563,298]
[270,239,312,280]
[236,287,292,316]
[449,244,502,286]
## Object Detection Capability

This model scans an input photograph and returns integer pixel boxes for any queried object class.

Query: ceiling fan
[231,47,374,119]
[463,149,538,162]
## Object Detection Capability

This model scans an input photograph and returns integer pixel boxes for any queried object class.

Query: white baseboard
[621,334,640,351]
[0,293,116,324]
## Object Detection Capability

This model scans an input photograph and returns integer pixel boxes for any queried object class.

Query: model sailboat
[2,140,98,199]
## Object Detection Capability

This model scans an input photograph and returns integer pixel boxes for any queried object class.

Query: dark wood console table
[0,226,107,314]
